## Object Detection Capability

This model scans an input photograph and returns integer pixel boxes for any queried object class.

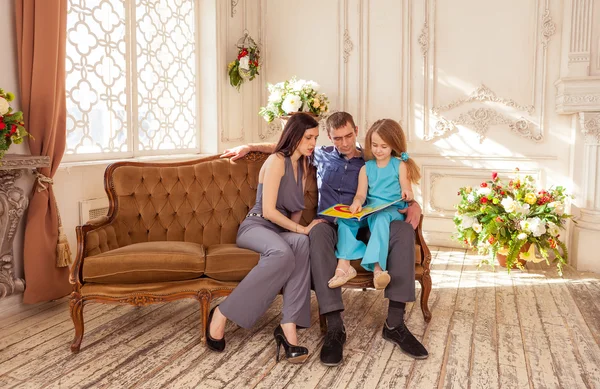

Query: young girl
[328,119,421,290]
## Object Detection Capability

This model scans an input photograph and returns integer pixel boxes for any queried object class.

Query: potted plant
[258,76,329,126]
[0,88,30,161]
[453,169,572,275]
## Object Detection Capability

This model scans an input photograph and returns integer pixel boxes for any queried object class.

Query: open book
[319,199,403,221]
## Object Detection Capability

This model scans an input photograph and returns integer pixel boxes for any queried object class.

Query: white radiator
[79,197,110,225]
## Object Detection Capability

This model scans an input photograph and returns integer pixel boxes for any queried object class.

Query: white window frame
[63,0,203,163]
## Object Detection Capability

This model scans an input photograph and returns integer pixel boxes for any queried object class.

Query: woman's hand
[402,189,414,202]
[349,199,363,214]
[301,219,326,235]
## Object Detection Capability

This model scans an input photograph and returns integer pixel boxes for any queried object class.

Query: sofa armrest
[70,218,120,289]
[415,215,431,271]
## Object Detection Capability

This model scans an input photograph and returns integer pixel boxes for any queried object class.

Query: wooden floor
[1,247,600,388]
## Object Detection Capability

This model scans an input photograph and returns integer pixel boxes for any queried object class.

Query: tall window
[65,0,198,161]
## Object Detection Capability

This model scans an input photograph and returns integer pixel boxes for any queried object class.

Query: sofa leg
[419,274,432,323]
[319,314,327,334]
[198,290,211,343]
[69,292,84,353]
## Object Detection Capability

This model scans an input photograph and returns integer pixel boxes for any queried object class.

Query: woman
[207,113,325,363]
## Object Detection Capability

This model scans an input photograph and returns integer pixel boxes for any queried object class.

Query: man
[221,112,428,365]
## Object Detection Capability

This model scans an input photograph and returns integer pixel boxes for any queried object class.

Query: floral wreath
[228,32,260,91]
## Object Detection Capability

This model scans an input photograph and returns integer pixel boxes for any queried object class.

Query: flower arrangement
[453,169,572,275]
[0,88,30,160]
[258,77,329,123]
[228,34,260,91]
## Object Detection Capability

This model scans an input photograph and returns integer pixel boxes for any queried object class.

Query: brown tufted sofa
[69,152,431,353]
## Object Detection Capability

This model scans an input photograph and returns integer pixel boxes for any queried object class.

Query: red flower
[10,125,17,135]
[480,197,488,204]
[457,191,461,195]
[492,172,498,180]
[501,191,506,195]
[548,238,557,249]
[515,182,521,188]
[480,182,488,188]
[0,122,6,130]
[496,216,503,222]
[237,49,248,59]
[488,236,495,244]
[509,180,513,187]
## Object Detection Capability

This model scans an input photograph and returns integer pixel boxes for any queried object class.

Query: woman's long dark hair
[273,113,319,157]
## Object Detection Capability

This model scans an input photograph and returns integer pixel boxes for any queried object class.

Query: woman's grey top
[247,156,305,219]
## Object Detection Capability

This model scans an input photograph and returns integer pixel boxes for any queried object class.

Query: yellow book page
[319,200,401,221]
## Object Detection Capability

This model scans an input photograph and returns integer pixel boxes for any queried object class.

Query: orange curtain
[15,0,71,303]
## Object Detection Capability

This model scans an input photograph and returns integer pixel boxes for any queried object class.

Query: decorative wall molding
[555,77,600,113]
[230,0,240,18]
[343,29,353,63]
[422,0,554,143]
[418,22,429,56]
[541,9,556,48]
[431,84,535,115]
[428,173,449,213]
[580,112,600,144]
[424,166,542,218]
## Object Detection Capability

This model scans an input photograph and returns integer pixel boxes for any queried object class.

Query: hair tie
[400,152,409,162]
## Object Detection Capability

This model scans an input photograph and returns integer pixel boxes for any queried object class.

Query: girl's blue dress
[335,157,408,271]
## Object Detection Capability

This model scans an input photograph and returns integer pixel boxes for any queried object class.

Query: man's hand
[221,145,251,161]
[398,201,421,230]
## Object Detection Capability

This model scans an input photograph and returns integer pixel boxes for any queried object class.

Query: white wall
[220,0,580,251]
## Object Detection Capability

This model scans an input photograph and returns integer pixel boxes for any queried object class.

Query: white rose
[268,90,283,103]
[477,187,492,196]
[549,201,564,216]
[547,221,560,237]
[239,56,250,70]
[467,194,475,203]
[472,222,482,233]
[515,203,531,216]
[517,232,528,240]
[281,94,302,114]
[291,79,306,91]
[501,197,516,213]
[305,80,320,92]
[0,97,9,115]
[460,215,475,229]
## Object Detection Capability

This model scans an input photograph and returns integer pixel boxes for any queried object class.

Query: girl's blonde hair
[365,119,421,184]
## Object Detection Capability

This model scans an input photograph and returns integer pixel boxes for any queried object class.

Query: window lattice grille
[65,0,198,158]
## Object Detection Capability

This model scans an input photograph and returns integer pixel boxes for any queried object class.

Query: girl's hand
[302,219,327,235]
[402,189,414,201]
[349,200,363,214]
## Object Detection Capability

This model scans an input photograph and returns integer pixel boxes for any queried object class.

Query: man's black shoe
[382,321,428,359]
[320,326,346,366]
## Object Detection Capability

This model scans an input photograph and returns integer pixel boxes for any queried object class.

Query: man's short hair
[325,112,356,134]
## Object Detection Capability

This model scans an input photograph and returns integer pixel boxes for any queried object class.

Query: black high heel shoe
[206,306,225,352]
[273,325,309,364]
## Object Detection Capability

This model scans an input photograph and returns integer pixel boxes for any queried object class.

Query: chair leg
[319,314,327,334]
[419,274,432,323]
[198,290,211,343]
[69,293,84,353]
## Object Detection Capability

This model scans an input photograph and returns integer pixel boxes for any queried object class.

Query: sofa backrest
[104,153,318,247]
